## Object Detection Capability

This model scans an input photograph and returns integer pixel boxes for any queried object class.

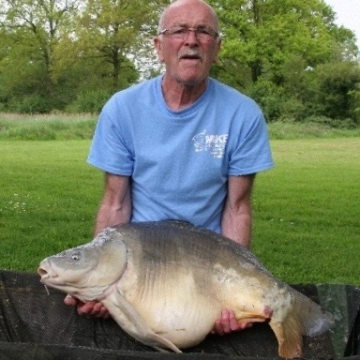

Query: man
[65,0,274,336]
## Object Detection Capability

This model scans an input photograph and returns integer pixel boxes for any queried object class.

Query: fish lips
[38,259,59,283]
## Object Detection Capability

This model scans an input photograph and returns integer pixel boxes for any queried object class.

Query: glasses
[159,26,219,41]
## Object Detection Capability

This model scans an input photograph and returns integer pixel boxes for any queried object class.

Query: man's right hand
[64,294,110,318]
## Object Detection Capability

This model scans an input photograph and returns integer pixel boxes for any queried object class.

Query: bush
[305,115,358,129]
[7,95,52,114]
[247,79,284,121]
[66,89,111,113]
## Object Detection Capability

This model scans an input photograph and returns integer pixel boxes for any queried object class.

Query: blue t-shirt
[88,76,274,233]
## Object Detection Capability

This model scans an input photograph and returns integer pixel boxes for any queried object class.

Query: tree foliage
[0,0,80,111]
[0,0,359,125]
[74,0,167,91]
[209,0,360,124]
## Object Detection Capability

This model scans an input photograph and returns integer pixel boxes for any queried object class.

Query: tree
[208,0,359,122]
[0,0,359,120]
[75,0,168,92]
[315,61,360,122]
[211,0,358,86]
[0,0,80,111]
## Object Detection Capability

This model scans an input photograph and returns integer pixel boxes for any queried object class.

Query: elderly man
[65,0,274,336]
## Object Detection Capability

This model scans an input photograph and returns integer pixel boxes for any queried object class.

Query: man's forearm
[94,202,131,236]
[221,206,252,249]
[94,173,132,236]
[221,175,255,249]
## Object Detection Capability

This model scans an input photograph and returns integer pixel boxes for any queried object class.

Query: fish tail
[293,290,334,337]
[269,289,334,358]
[269,314,303,358]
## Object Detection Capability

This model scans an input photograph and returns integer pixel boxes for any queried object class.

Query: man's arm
[221,174,255,249]
[64,172,131,316]
[94,172,132,236]
[212,174,255,334]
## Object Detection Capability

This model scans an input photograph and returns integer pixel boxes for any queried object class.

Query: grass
[268,120,360,139]
[252,138,360,285]
[1,112,360,141]
[0,114,359,286]
[0,112,97,140]
[0,140,102,269]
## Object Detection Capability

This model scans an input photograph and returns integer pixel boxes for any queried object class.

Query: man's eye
[173,28,187,34]
[197,28,210,35]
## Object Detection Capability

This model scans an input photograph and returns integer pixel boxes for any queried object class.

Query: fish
[38,220,334,358]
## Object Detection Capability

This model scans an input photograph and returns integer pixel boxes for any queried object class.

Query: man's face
[154,0,221,87]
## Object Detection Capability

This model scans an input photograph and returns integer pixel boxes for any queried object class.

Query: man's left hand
[212,309,252,335]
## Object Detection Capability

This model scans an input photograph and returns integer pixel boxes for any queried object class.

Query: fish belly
[122,274,221,348]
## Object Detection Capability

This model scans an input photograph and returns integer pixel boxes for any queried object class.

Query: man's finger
[77,301,96,316]
[64,294,78,306]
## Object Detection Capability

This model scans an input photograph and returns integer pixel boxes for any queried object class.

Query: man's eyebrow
[172,23,209,28]
[173,23,188,27]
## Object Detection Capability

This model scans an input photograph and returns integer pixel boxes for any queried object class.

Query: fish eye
[71,251,81,261]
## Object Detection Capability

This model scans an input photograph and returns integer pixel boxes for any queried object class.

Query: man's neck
[161,76,208,111]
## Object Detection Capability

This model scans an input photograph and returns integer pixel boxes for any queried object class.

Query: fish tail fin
[269,289,334,358]
[269,315,303,358]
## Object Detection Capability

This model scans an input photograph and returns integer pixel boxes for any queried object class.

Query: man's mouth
[179,52,202,61]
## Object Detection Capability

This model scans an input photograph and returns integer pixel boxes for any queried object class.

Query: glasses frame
[159,26,220,41]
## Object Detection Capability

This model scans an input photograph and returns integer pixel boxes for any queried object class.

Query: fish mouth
[37,259,58,282]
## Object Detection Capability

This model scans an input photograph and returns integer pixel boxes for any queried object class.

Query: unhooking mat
[1,270,360,360]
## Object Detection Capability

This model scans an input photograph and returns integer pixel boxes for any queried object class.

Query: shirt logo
[192,130,228,159]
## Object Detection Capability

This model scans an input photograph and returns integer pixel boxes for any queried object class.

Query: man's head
[154,0,221,87]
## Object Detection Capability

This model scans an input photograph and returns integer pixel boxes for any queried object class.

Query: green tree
[0,0,359,120]
[211,0,357,86]
[0,0,79,111]
[75,0,168,92]
[208,0,359,123]
[314,61,360,123]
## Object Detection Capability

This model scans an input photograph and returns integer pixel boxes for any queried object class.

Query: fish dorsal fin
[162,220,196,229]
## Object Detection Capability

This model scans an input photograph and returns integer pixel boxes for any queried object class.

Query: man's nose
[184,29,199,45]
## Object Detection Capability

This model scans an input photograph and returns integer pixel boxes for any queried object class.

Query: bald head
[158,0,219,34]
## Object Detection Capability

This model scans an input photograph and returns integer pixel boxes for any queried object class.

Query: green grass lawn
[252,138,360,285]
[0,137,359,286]
[0,140,102,269]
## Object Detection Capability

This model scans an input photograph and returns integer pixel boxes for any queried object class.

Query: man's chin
[175,74,207,88]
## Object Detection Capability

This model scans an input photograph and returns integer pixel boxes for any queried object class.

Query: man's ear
[154,37,164,63]
[213,38,222,63]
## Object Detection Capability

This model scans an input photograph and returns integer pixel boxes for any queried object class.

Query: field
[0,114,359,286]
[252,138,360,285]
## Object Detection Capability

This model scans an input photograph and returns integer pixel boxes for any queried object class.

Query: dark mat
[1,270,359,359]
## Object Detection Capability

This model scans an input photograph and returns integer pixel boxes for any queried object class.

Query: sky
[324,0,360,47]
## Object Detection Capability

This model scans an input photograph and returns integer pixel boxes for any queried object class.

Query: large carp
[38,221,333,358]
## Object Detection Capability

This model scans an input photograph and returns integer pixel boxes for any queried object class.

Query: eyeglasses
[159,26,219,41]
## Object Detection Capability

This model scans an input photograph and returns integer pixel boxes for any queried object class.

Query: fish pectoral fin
[235,312,270,324]
[153,346,171,353]
[150,334,182,353]
[269,318,303,358]
[110,290,181,353]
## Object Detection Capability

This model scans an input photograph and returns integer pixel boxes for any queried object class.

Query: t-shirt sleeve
[87,97,133,176]
[228,110,274,176]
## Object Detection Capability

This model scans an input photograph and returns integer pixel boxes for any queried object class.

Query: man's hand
[64,295,110,318]
[212,309,252,335]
